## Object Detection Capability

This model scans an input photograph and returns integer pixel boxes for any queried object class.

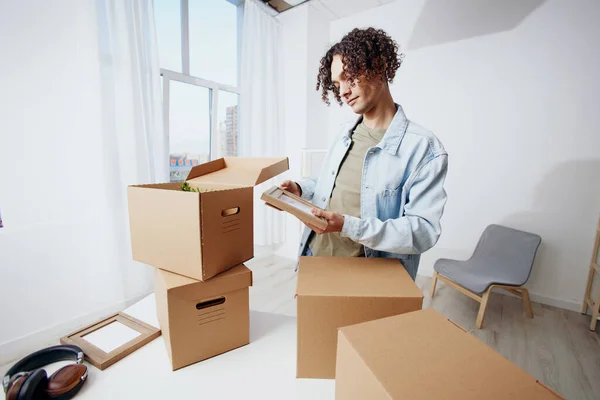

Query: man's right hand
[280,180,302,197]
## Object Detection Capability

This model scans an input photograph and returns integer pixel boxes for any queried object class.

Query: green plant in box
[180,181,200,192]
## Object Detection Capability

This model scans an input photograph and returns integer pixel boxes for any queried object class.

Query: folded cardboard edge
[337,328,392,398]
[447,318,467,333]
[186,157,289,187]
[159,265,252,291]
[255,158,289,185]
[535,381,564,399]
[186,158,226,181]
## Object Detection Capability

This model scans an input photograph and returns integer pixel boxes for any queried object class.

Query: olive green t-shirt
[308,121,387,257]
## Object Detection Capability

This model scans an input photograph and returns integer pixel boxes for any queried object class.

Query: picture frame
[261,186,328,230]
[60,312,161,370]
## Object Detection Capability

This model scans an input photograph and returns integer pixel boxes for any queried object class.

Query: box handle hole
[196,297,226,310]
[221,207,240,217]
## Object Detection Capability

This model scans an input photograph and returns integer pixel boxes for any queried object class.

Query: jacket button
[331,170,335,175]
[321,197,326,202]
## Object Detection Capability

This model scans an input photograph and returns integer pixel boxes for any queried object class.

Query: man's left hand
[306,208,344,234]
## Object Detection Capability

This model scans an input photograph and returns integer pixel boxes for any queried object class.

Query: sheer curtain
[240,0,286,246]
[0,0,165,362]
[96,0,167,298]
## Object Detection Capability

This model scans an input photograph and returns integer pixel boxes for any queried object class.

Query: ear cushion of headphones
[47,364,87,399]
[6,373,28,400]
[16,369,48,400]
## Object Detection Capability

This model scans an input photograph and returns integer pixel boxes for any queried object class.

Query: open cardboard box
[335,308,563,399]
[295,256,424,379]
[128,157,288,281]
[154,264,252,371]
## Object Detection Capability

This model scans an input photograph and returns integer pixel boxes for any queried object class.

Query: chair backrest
[471,224,542,286]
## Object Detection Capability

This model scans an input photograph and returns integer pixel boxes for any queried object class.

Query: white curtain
[96,0,167,298]
[0,0,165,361]
[240,0,286,246]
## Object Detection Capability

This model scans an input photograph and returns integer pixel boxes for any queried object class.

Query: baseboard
[526,292,582,313]
[0,292,151,366]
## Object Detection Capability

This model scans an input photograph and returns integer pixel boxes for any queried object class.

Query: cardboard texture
[128,157,288,281]
[154,264,253,371]
[335,308,564,400]
[260,186,328,230]
[295,256,423,379]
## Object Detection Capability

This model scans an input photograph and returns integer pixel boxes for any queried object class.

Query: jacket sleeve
[340,154,448,254]
[296,177,317,201]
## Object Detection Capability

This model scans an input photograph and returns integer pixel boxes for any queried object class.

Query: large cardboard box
[335,308,564,399]
[128,157,288,281]
[154,264,252,371]
[295,256,423,379]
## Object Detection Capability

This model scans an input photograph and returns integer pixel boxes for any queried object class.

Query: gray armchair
[430,224,542,328]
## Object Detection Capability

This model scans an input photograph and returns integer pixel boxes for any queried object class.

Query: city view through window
[154,0,241,182]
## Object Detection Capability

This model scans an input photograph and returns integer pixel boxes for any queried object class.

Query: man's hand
[307,208,344,234]
[279,180,302,197]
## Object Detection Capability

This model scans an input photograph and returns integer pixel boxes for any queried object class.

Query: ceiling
[261,0,397,19]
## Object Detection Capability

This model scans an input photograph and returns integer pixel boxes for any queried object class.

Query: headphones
[3,345,88,400]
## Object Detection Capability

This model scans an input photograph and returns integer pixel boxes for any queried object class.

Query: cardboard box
[154,264,252,371]
[335,308,564,399]
[128,157,288,281]
[261,186,327,230]
[295,256,424,379]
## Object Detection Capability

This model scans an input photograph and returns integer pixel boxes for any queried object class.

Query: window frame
[160,0,243,163]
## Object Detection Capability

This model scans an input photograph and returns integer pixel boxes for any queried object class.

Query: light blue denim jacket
[297,104,448,280]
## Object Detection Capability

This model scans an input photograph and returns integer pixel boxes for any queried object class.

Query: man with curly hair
[280,28,448,280]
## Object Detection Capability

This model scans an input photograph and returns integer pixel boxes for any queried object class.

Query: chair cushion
[433,225,541,294]
[434,258,522,294]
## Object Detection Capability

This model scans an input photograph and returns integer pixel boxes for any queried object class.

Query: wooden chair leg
[590,281,600,331]
[521,288,533,318]
[582,265,595,314]
[590,305,599,332]
[476,289,492,329]
[430,272,438,298]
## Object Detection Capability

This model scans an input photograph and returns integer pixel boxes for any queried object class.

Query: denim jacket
[297,104,448,280]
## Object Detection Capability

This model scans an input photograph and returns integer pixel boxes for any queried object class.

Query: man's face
[330,54,384,114]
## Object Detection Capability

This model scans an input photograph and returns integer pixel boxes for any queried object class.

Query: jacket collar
[344,103,408,155]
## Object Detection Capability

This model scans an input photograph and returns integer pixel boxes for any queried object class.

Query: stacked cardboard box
[295,256,424,379]
[127,157,288,370]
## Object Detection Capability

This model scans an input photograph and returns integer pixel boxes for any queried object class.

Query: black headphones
[2,345,88,400]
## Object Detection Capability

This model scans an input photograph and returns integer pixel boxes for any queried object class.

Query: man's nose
[340,82,351,98]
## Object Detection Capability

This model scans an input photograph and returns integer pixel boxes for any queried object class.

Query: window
[154,0,243,182]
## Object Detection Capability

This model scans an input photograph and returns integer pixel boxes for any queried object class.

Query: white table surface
[73,294,335,400]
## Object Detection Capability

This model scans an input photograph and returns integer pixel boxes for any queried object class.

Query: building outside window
[154,0,243,182]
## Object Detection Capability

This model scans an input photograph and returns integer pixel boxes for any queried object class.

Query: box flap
[186,157,289,187]
[338,308,562,399]
[157,264,252,298]
[295,256,423,299]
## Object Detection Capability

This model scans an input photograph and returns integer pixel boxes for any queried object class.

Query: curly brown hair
[316,27,403,106]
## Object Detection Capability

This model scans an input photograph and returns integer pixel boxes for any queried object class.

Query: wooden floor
[246,253,600,400]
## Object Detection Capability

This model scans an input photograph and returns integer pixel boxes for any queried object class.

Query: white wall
[305,5,331,149]
[0,0,151,364]
[328,0,600,310]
